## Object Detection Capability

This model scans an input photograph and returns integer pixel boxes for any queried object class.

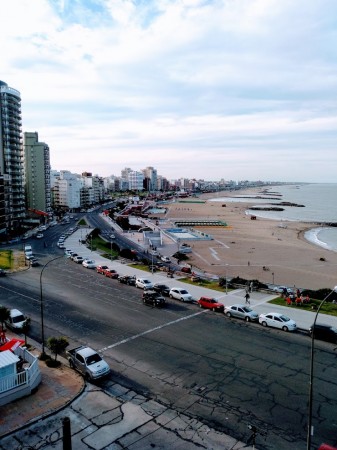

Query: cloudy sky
[1,0,336,183]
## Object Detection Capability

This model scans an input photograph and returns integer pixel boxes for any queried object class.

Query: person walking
[245,292,250,305]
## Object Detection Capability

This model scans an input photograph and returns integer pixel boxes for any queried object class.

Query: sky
[1,0,337,183]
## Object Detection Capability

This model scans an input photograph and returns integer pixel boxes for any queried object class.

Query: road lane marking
[100,310,208,352]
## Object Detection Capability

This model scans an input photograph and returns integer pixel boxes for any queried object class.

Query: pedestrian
[245,292,250,304]
[250,281,253,293]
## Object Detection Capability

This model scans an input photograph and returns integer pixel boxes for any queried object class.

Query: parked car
[30,258,40,267]
[96,265,109,274]
[197,297,224,312]
[70,253,79,261]
[73,256,84,264]
[135,278,153,289]
[142,291,166,307]
[224,304,259,322]
[161,256,171,263]
[57,242,66,249]
[64,250,73,258]
[118,275,136,286]
[153,283,171,296]
[169,287,193,302]
[0,268,6,276]
[309,323,337,343]
[104,269,119,279]
[36,233,44,239]
[82,259,96,269]
[5,309,27,330]
[259,312,297,332]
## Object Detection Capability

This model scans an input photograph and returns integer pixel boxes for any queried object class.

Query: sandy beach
[162,191,337,291]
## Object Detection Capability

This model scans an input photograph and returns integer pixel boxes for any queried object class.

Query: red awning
[0,338,25,352]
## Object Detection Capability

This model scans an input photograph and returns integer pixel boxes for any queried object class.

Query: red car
[197,296,224,312]
[104,269,119,279]
[96,265,109,274]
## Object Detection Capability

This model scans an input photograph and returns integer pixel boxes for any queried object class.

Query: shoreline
[162,190,337,291]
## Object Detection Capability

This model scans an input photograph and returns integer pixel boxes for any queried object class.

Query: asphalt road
[2,250,337,450]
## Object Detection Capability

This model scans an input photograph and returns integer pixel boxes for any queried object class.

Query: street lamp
[225,264,229,295]
[40,255,64,356]
[307,285,337,450]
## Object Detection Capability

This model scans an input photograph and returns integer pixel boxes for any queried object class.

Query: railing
[0,348,40,395]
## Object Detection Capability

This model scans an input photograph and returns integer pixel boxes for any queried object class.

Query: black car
[142,291,166,307]
[118,275,136,286]
[0,268,6,276]
[309,323,337,343]
[153,283,170,296]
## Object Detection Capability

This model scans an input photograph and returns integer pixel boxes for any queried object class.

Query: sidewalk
[0,333,85,438]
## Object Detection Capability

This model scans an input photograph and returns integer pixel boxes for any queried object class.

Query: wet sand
[162,191,337,291]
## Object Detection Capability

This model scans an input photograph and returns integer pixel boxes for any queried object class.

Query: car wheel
[226,312,231,317]
[245,316,250,322]
[282,326,289,332]
[169,294,173,299]
[262,321,267,327]
[69,360,74,369]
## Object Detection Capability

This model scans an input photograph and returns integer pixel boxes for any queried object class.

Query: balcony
[0,346,41,406]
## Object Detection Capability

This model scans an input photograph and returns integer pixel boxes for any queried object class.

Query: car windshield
[279,315,291,322]
[12,315,25,323]
[86,354,102,365]
[180,290,188,294]
[243,307,252,312]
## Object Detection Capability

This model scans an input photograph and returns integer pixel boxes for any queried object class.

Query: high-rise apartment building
[0,80,26,235]
[24,132,51,214]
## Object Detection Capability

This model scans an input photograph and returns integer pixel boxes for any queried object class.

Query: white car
[5,309,27,330]
[259,312,297,332]
[36,233,44,239]
[161,256,171,263]
[169,287,193,302]
[73,255,84,264]
[135,278,153,289]
[82,259,96,269]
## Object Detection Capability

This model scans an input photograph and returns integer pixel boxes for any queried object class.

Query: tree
[0,305,10,331]
[47,336,69,361]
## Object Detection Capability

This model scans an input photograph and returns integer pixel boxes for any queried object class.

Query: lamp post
[307,286,337,450]
[40,255,64,356]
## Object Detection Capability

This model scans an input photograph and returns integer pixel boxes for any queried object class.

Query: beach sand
[162,192,337,291]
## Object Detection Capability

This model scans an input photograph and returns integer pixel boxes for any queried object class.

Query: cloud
[1,0,337,182]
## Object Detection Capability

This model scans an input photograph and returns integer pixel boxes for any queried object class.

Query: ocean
[209,183,337,253]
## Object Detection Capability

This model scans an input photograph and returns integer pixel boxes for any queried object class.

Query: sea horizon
[209,183,337,253]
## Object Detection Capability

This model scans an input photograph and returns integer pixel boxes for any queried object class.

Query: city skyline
[1,0,337,183]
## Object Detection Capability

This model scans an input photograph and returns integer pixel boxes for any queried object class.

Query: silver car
[224,304,259,322]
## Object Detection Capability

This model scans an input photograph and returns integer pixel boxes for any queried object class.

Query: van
[6,309,26,330]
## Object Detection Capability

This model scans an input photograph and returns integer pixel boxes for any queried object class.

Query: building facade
[24,132,51,215]
[0,80,26,235]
